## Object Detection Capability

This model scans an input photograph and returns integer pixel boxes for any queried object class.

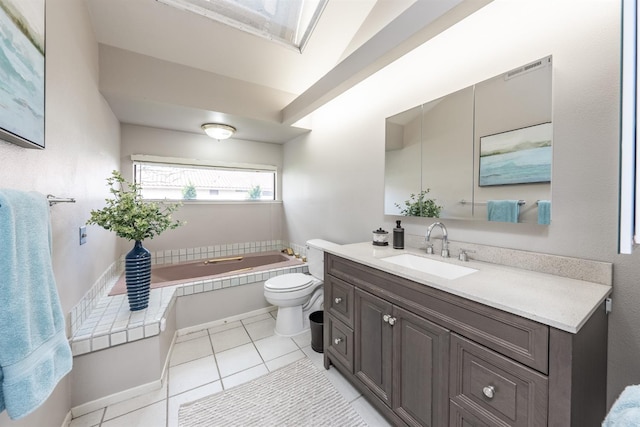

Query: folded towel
[487,200,520,223]
[603,385,640,426]
[538,200,551,225]
[0,189,72,420]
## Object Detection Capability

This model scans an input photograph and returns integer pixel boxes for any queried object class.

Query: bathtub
[109,250,305,296]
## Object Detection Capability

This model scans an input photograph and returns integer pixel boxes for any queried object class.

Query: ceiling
[86,0,487,143]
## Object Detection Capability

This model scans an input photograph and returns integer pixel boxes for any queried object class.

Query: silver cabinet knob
[334,337,343,345]
[482,385,495,399]
[383,314,390,323]
[388,317,396,326]
[334,297,342,304]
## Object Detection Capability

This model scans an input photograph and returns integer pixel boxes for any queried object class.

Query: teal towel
[538,200,551,225]
[603,385,640,426]
[487,200,520,223]
[0,189,72,420]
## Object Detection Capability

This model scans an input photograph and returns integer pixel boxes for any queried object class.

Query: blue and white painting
[0,0,45,148]
[479,122,552,187]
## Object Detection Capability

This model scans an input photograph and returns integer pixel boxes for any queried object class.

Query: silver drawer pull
[334,297,342,304]
[482,385,495,399]
[388,316,396,326]
[334,337,343,345]
[383,314,390,323]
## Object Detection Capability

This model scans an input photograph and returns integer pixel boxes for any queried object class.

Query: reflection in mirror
[385,105,422,215]
[473,56,552,223]
[422,87,474,219]
[384,55,553,224]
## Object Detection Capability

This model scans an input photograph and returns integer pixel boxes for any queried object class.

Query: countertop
[319,242,612,334]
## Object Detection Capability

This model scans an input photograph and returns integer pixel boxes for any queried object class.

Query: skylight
[156,0,327,52]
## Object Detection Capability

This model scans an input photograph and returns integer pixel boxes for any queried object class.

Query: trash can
[309,310,324,353]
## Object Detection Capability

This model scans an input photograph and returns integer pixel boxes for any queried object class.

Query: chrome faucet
[425,222,449,258]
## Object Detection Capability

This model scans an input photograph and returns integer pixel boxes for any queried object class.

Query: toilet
[264,239,329,336]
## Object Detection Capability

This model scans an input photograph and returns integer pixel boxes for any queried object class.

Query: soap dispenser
[393,220,404,249]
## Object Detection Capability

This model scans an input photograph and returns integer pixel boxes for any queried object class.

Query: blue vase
[125,240,151,311]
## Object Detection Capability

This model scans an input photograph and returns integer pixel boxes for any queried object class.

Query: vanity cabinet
[323,253,608,427]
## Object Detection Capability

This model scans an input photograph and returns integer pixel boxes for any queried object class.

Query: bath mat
[178,358,368,427]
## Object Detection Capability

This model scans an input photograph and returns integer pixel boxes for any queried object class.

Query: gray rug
[178,358,368,426]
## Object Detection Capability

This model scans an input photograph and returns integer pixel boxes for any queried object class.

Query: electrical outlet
[79,226,87,245]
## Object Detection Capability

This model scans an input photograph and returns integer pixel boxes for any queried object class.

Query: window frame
[131,154,280,203]
[620,0,639,254]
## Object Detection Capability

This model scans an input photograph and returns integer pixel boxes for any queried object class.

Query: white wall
[283,0,637,407]
[118,124,284,253]
[0,0,120,425]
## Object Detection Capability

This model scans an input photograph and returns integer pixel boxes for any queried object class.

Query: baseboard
[177,305,276,336]
[71,377,164,418]
[60,410,72,427]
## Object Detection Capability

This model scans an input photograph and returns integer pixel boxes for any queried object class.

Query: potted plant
[87,171,183,310]
[395,189,442,218]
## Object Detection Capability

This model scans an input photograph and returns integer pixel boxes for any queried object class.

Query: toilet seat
[264,273,315,293]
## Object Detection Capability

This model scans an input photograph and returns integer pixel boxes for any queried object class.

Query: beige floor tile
[101,400,166,427]
[210,326,251,353]
[170,335,213,367]
[243,318,276,341]
[215,342,263,377]
[169,355,220,397]
[69,408,104,427]
[265,349,306,372]
[253,334,299,361]
[103,381,167,421]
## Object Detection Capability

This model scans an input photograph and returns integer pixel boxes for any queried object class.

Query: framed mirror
[384,56,553,224]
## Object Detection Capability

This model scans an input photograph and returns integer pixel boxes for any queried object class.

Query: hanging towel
[537,200,551,225]
[0,189,72,420]
[603,385,640,426]
[487,200,520,223]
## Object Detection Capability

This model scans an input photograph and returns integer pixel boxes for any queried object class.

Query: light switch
[79,226,87,245]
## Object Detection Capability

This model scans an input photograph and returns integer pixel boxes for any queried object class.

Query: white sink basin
[381,254,478,280]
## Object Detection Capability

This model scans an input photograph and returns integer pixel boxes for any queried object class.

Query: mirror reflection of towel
[538,200,551,225]
[487,200,520,223]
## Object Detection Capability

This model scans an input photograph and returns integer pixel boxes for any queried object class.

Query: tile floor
[69,311,391,427]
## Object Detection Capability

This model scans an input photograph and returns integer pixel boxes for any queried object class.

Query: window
[132,156,276,201]
[620,0,640,254]
[156,0,327,52]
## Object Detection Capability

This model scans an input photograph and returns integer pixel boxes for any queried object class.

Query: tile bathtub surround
[69,311,391,427]
[69,240,309,356]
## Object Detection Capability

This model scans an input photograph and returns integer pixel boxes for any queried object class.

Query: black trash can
[309,310,324,353]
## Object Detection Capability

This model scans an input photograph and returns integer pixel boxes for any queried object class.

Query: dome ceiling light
[201,123,236,140]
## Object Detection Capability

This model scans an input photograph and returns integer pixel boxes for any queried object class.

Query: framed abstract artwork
[0,0,45,149]
[479,122,552,186]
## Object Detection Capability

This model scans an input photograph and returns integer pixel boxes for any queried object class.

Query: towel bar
[47,195,76,206]
[460,199,526,206]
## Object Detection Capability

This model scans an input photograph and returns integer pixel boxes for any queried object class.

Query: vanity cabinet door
[393,306,450,427]
[355,288,393,406]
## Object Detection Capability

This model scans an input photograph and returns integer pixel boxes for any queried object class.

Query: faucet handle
[458,249,475,262]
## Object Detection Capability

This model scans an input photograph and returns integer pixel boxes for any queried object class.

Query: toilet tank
[305,239,334,280]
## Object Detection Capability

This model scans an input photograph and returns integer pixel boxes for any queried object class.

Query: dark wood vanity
[323,252,608,427]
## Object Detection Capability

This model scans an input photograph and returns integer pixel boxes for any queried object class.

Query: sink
[381,254,478,280]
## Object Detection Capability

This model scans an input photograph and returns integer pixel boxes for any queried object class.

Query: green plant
[182,182,197,200]
[395,189,442,217]
[247,185,262,200]
[87,171,184,241]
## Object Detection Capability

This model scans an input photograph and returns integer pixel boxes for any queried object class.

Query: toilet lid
[265,273,315,292]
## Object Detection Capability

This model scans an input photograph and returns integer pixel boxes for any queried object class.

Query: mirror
[385,56,553,224]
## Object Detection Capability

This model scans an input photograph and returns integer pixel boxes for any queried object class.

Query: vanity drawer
[327,253,549,373]
[450,333,548,427]
[326,315,354,373]
[326,275,354,327]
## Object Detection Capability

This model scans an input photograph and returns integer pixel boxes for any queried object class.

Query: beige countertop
[320,241,612,334]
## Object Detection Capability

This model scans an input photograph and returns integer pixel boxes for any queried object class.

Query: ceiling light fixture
[201,123,236,140]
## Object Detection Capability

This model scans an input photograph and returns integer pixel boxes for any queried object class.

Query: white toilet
[264,239,328,337]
